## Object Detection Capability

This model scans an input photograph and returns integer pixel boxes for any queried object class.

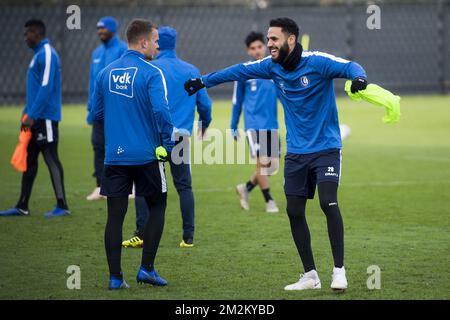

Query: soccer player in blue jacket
[86,16,127,201]
[123,26,212,249]
[232,32,280,214]
[91,19,174,289]
[185,18,369,292]
[0,20,69,218]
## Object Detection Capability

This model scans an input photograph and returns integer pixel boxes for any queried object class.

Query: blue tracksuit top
[87,35,127,123]
[153,49,212,136]
[203,51,367,154]
[231,76,278,131]
[91,50,174,165]
[23,38,62,121]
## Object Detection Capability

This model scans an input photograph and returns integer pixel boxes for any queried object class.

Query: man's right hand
[156,146,170,162]
[184,78,205,96]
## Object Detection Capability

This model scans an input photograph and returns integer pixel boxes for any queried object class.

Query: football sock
[286,195,316,272]
[105,197,128,276]
[261,188,273,203]
[318,182,344,268]
[246,180,256,192]
[141,193,167,271]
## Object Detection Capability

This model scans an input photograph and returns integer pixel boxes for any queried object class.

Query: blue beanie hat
[158,26,177,50]
[97,16,118,34]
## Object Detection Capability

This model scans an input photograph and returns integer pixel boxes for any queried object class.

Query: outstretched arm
[185,56,272,95]
[308,52,367,93]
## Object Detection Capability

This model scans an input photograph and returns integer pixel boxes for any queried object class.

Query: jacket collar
[103,35,120,48]
[157,49,177,59]
[32,38,49,53]
[280,42,302,72]
[124,49,145,59]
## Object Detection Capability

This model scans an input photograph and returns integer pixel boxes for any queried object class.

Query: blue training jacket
[87,35,127,123]
[203,50,367,154]
[91,50,174,165]
[24,38,62,121]
[153,49,212,135]
[231,76,278,132]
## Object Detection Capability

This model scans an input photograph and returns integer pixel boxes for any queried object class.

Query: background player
[185,17,369,292]
[0,19,69,218]
[123,26,212,249]
[86,16,127,201]
[91,19,174,289]
[232,31,280,213]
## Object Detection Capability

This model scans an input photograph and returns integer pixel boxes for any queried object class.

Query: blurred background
[1,0,449,105]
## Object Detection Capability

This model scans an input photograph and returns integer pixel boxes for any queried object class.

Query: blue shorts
[284,148,341,199]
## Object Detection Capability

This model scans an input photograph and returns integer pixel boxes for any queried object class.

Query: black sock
[286,195,316,272]
[141,193,167,271]
[318,182,344,268]
[261,188,273,203]
[105,197,128,276]
[246,181,256,192]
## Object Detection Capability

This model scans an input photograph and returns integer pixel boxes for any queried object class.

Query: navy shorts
[100,161,167,197]
[284,148,342,199]
[31,119,59,146]
[246,129,280,158]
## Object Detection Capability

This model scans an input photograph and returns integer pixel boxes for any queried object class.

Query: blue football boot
[0,207,29,217]
[108,274,130,290]
[136,266,168,286]
[44,207,70,218]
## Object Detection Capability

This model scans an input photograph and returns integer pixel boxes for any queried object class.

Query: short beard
[271,41,290,64]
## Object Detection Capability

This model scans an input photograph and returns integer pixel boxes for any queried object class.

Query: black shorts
[100,161,167,197]
[246,129,280,158]
[31,119,59,146]
[284,148,341,199]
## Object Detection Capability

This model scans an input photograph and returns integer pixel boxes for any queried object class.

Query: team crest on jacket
[109,67,137,98]
[300,76,309,87]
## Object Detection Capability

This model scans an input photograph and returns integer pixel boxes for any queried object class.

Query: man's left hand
[350,77,368,93]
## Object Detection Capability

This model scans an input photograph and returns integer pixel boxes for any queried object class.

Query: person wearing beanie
[122,26,212,249]
[86,16,127,201]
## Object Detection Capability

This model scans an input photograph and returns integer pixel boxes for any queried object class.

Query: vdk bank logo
[109,67,138,98]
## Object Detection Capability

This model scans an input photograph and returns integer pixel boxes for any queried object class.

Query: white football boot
[284,270,321,291]
[265,200,279,213]
[86,187,106,201]
[235,184,249,210]
[330,266,348,292]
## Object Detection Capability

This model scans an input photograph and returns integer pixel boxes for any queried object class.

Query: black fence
[1,0,449,105]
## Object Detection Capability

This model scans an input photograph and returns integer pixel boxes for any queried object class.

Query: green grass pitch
[0,95,449,300]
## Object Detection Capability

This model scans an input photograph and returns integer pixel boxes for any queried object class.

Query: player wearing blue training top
[123,26,212,249]
[0,20,69,218]
[185,18,369,292]
[91,19,174,290]
[232,31,280,214]
[86,16,127,201]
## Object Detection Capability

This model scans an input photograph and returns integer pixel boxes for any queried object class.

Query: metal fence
[1,0,449,105]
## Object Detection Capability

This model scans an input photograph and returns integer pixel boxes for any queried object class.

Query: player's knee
[286,196,306,219]
[319,196,339,213]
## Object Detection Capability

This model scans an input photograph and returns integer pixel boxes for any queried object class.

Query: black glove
[184,78,205,96]
[350,77,368,93]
